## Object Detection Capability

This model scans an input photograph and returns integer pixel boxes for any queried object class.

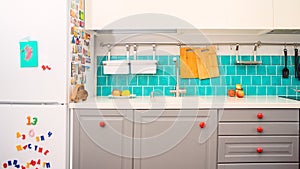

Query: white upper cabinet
[85,0,273,32]
[273,0,300,29]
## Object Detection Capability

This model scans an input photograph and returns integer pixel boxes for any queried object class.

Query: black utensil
[295,48,298,78]
[282,48,289,78]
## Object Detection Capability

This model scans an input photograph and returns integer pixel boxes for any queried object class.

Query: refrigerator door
[0,104,67,169]
[0,0,69,103]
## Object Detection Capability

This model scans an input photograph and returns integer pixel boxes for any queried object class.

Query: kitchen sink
[279,95,300,101]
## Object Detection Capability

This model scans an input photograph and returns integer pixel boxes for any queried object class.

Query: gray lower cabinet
[218,109,299,169]
[72,109,133,169]
[134,109,218,169]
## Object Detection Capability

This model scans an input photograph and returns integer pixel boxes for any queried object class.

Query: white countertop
[69,96,300,109]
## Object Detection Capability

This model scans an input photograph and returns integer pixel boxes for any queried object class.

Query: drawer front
[219,122,299,135]
[218,163,299,169]
[218,136,299,162]
[219,109,299,122]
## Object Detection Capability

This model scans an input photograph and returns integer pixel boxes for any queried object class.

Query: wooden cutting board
[194,46,220,79]
[180,47,199,78]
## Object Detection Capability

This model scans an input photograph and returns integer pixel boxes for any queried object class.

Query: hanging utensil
[295,48,298,77]
[282,48,289,78]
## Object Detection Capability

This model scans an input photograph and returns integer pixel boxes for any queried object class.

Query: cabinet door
[72,109,133,169]
[85,0,273,30]
[273,0,300,29]
[134,109,217,169]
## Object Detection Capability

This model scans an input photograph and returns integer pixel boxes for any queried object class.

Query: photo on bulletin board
[20,41,38,68]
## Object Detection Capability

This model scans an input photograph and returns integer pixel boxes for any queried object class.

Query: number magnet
[28,129,35,137]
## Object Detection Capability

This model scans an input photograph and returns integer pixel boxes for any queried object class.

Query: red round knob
[256,147,263,153]
[99,121,105,127]
[257,126,263,133]
[257,113,263,119]
[199,122,206,128]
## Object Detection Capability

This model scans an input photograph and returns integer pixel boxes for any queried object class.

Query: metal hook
[294,43,298,49]
[284,43,287,50]
[126,44,130,61]
[236,43,239,51]
[253,43,259,62]
[152,44,156,60]
[133,44,137,60]
[254,43,258,52]
[235,43,239,63]
[107,44,111,61]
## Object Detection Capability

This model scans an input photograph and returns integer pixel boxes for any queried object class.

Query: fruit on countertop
[233,84,244,98]
[236,90,244,98]
[228,89,235,97]
[112,89,122,96]
[121,90,131,96]
[235,84,243,90]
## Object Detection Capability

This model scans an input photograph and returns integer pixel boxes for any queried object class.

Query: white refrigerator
[0,0,70,169]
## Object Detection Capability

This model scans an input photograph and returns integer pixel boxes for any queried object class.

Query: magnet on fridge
[79,21,84,27]
[42,162,46,168]
[21,134,26,140]
[74,30,78,37]
[28,144,32,149]
[76,38,80,45]
[7,161,12,166]
[15,164,20,168]
[29,129,35,137]
[13,160,18,165]
[26,163,30,168]
[48,131,52,137]
[38,147,43,153]
[22,145,27,150]
[72,36,75,44]
[37,159,41,165]
[34,145,38,151]
[30,160,36,166]
[46,162,51,168]
[19,41,38,68]
[21,165,25,169]
[3,163,7,168]
[42,65,46,71]
[16,132,21,138]
[16,145,23,151]
[36,136,40,142]
[79,10,84,20]
[40,136,45,141]
[44,150,49,156]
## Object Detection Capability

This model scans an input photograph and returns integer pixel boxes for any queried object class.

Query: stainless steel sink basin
[279,96,300,101]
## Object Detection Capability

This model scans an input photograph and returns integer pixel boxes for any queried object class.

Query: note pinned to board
[19,41,38,68]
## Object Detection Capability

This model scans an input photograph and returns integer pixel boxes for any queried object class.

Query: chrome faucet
[150,90,163,98]
[170,57,186,97]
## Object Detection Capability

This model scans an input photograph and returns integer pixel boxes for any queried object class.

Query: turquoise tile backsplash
[97,55,300,96]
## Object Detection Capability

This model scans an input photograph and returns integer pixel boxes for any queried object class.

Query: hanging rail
[100,41,299,47]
